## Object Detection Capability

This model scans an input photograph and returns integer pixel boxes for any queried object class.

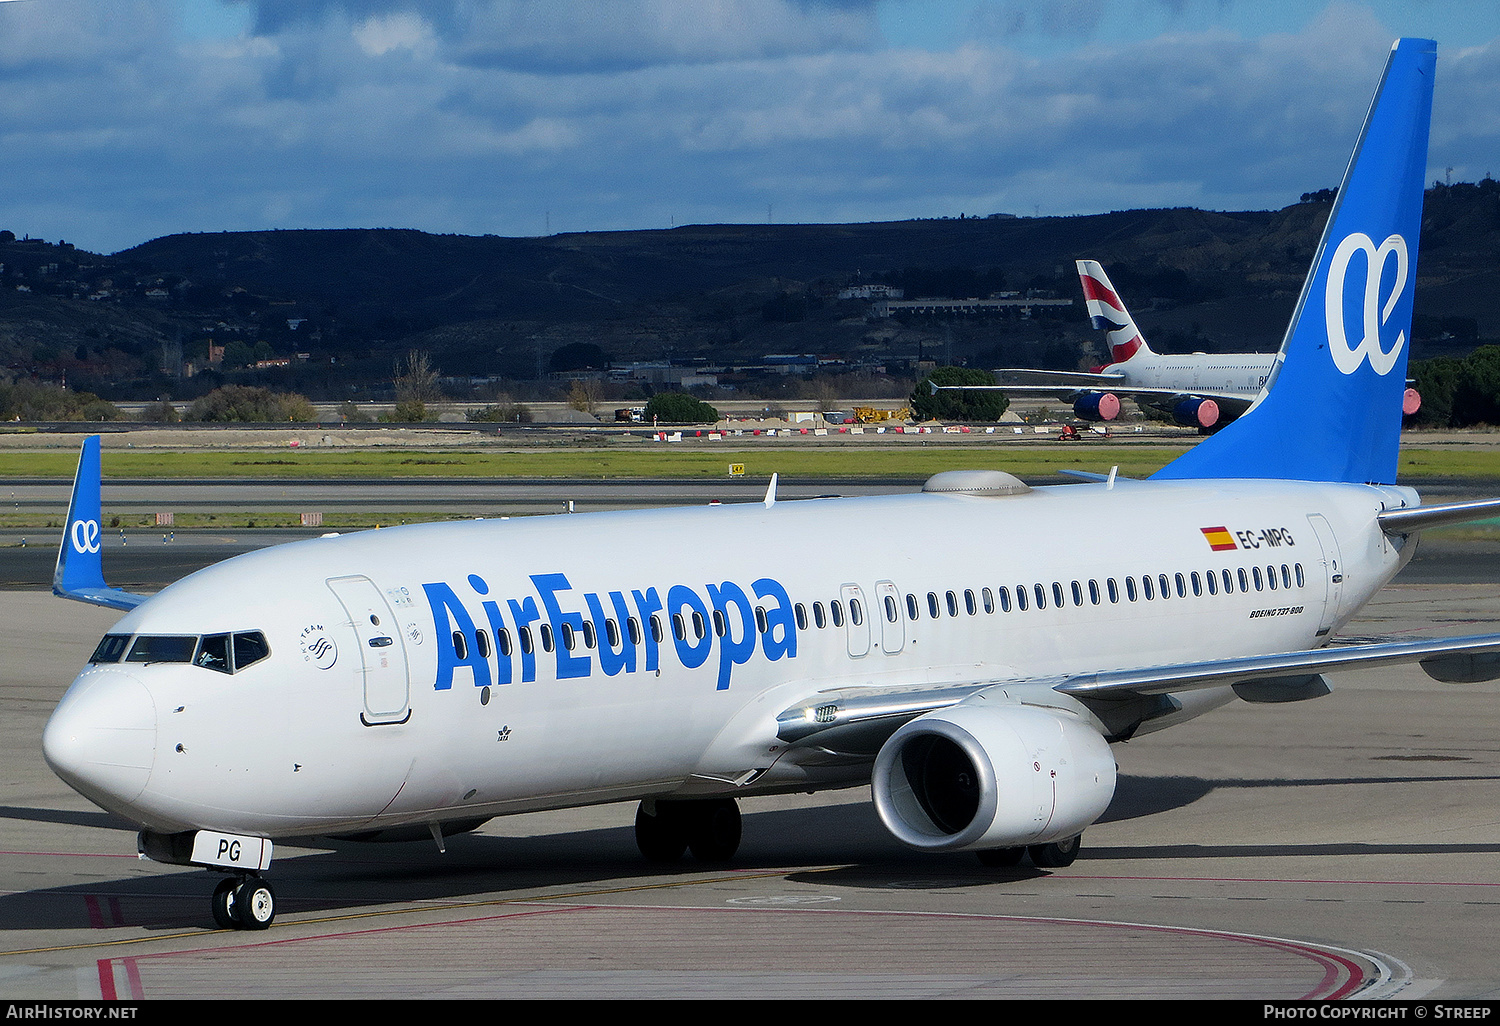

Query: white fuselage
[1106,352,1276,399]
[44,477,1417,840]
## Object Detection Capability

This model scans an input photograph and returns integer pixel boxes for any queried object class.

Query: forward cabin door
[328,575,412,725]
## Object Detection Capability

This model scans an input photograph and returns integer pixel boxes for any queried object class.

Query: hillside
[2,179,1497,403]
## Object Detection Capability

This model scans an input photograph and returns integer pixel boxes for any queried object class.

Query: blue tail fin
[53,436,146,610]
[1153,38,1435,485]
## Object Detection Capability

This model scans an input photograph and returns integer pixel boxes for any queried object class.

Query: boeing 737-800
[41,39,1500,932]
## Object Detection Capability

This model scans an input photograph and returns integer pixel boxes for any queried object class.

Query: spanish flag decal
[1201,526,1237,552]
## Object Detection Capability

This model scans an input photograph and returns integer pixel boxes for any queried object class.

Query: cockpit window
[196,634,231,674]
[232,631,271,671]
[126,635,198,664]
[89,634,131,664]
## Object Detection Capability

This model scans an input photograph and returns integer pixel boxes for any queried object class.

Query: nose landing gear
[211,874,277,930]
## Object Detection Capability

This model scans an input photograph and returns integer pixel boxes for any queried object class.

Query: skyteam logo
[1324,232,1409,376]
[70,518,101,555]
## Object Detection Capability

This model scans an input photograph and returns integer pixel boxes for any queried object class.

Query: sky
[1,0,1498,254]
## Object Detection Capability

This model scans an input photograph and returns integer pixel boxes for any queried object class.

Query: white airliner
[966,254,1421,431]
[41,39,1500,932]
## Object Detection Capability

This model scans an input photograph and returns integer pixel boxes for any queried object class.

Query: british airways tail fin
[53,436,147,611]
[1153,38,1435,485]
[1077,260,1154,365]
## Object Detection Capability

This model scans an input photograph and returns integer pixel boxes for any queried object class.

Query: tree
[394,349,441,405]
[645,391,719,424]
[909,367,1009,421]
[185,385,315,422]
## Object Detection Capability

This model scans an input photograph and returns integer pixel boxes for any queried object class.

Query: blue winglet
[1153,38,1436,485]
[53,436,147,610]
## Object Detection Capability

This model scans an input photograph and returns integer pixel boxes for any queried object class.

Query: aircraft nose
[43,669,158,809]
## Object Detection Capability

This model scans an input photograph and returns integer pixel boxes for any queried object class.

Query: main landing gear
[634,797,742,864]
[976,834,1082,870]
[211,874,277,930]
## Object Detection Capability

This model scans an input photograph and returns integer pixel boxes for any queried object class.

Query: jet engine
[1172,396,1220,429]
[1073,392,1121,422]
[871,693,1116,853]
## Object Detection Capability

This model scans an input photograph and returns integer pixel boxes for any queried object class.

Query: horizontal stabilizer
[1377,497,1500,535]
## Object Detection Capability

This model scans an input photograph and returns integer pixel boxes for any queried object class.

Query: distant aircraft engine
[870,694,1116,853]
[1403,388,1422,416]
[1073,392,1121,422]
[1173,397,1220,429]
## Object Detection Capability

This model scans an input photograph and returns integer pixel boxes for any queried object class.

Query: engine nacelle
[871,693,1116,852]
[1073,392,1121,422]
[1172,396,1219,429]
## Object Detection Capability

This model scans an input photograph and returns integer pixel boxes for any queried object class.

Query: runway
[1,543,1498,999]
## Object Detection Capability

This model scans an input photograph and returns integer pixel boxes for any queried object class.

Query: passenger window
[1266,566,1277,590]
[885,595,898,623]
[1142,575,1154,601]
[849,598,863,626]
[649,615,664,644]
[90,634,131,664]
[1238,568,1250,592]
[672,613,686,641]
[964,590,976,615]
[519,626,534,654]
[1253,567,1263,591]
[1222,569,1233,594]
[755,606,769,634]
[1160,574,1171,599]
[796,604,809,631]
[605,619,620,648]
[1126,577,1137,602]
[1282,564,1292,588]
[453,630,470,659]
[998,586,1011,612]
[1205,571,1216,596]
[1071,581,1083,607]
[946,591,958,617]
[1106,579,1118,604]
[627,618,642,645]
[907,594,919,620]
[982,588,994,613]
[540,623,555,652]
[476,629,491,659]
[927,592,940,618]
[830,601,844,628]
[498,628,513,656]
[712,610,726,637]
[560,623,575,651]
[1295,563,1305,588]
[1035,584,1046,610]
[692,611,706,640]
[813,603,826,629]
[1015,585,1028,611]
[582,620,597,649]
[232,631,270,671]
[127,635,197,664]
[195,634,231,674]
[1053,583,1065,608]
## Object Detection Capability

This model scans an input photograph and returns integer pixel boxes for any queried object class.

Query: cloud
[0,1,1495,252]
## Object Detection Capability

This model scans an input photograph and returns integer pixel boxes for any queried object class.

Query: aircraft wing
[932,380,1256,412]
[776,630,1500,753]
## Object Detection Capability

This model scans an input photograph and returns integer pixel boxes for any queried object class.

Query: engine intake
[871,694,1116,852]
